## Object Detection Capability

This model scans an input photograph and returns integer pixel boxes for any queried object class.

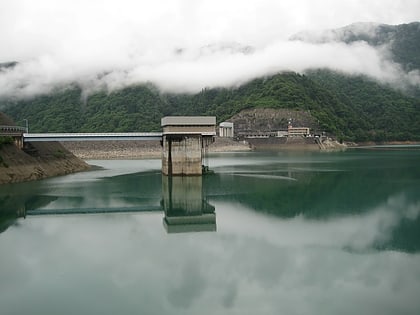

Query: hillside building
[219,122,234,137]
[287,124,310,136]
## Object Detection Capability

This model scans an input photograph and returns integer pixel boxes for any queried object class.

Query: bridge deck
[23,132,163,142]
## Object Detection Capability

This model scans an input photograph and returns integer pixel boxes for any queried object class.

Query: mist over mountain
[1,18,420,99]
[292,21,420,72]
[1,21,420,142]
[3,69,420,142]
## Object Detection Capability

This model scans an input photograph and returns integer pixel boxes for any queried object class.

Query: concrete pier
[161,116,216,176]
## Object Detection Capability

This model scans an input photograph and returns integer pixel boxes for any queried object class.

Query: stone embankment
[61,136,348,160]
[61,137,252,159]
[246,136,347,151]
[62,140,163,159]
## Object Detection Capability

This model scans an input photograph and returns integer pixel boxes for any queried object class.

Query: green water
[1,149,420,315]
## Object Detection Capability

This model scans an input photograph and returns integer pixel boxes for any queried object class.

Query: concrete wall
[162,125,215,134]
[13,136,23,149]
[161,116,216,126]
[162,135,203,175]
[161,116,216,176]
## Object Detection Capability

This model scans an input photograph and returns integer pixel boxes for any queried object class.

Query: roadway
[23,132,163,142]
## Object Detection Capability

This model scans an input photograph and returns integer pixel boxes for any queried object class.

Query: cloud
[1,40,415,99]
[218,193,420,251]
[0,0,420,99]
[1,194,420,315]
[167,260,207,308]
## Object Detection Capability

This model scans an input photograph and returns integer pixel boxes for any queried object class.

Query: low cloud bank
[1,0,420,99]
[1,39,419,100]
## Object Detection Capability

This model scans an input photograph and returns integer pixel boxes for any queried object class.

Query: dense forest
[2,70,419,142]
[1,22,420,142]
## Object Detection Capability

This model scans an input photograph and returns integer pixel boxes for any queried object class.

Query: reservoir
[1,148,420,315]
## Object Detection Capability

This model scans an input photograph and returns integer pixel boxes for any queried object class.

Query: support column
[13,135,24,150]
[162,134,203,176]
[161,116,216,176]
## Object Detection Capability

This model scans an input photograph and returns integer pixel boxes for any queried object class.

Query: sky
[0,0,420,98]
[2,194,420,314]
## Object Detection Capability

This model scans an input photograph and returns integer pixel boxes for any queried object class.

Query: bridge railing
[0,125,27,133]
[22,132,163,142]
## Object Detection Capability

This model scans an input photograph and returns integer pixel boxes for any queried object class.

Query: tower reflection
[161,176,216,233]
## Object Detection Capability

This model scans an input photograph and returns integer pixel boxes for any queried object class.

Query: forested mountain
[1,22,420,142]
[306,70,420,141]
[2,71,419,142]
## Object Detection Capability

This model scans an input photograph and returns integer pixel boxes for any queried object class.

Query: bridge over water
[1,116,216,176]
[23,132,162,142]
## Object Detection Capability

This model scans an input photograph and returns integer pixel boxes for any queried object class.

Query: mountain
[291,22,420,72]
[2,70,419,142]
[306,69,420,141]
[1,22,420,142]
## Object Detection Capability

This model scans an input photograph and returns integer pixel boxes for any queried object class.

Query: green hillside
[2,22,420,142]
[2,71,419,142]
[306,69,420,141]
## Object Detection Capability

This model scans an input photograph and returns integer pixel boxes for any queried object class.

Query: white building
[219,122,234,137]
[288,124,310,136]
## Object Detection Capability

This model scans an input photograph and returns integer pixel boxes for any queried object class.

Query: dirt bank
[1,112,91,185]
[0,141,90,185]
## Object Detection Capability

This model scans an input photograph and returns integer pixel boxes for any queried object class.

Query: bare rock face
[227,108,319,134]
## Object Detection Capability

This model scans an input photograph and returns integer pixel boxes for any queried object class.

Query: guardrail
[23,132,163,142]
[0,125,27,133]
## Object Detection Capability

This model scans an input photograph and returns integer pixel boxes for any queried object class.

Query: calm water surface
[1,149,420,315]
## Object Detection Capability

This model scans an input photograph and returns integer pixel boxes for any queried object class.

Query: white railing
[22,132,163,142]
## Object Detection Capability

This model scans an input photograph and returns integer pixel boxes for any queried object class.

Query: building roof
[219,122,234,128]
[161,116,216,126]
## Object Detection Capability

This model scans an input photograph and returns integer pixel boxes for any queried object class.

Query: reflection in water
[162,176,216,233]
[1,152,420,315]
[0,194,57,233]
[1,174,217,235]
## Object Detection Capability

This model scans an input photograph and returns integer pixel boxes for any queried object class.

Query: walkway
[23,132,162,142]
